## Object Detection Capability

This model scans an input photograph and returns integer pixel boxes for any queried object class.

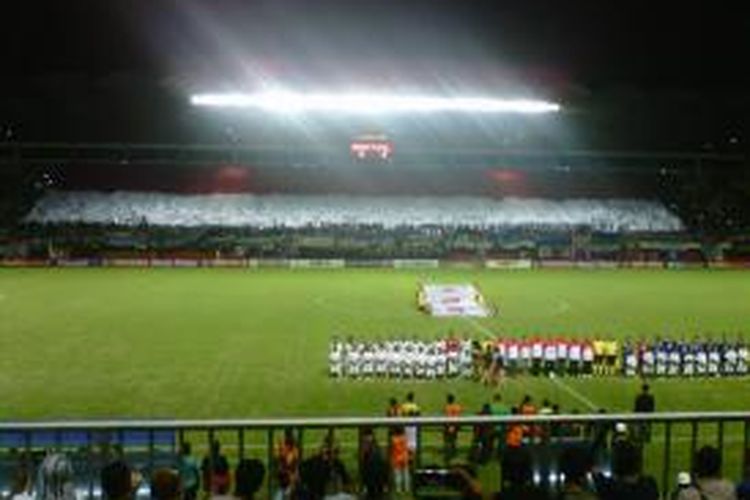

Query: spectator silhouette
[150,468,182,500]
[597,440,658,500]
[558,446,598,500]
[359,427,389,499]
[497,447,548,500]
[202,440,231,495]
[101,460,138,500]
[234,458,266,500]
[676,446,736,500]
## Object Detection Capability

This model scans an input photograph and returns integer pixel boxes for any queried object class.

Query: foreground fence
[2,412,749,498]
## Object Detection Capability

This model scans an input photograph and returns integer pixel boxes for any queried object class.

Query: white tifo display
[25,192,684,233]
[419,283,491,317]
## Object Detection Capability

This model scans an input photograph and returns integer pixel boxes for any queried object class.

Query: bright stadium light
[190,91,561,114]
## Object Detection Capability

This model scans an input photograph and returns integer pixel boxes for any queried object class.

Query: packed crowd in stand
[24,191,683,233]
[328,336,750,381]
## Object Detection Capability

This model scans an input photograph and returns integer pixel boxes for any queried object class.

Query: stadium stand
[25,191,683,232]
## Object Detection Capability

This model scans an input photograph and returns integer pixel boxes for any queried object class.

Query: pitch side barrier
[5,257,746,269]
[1,412,749,498]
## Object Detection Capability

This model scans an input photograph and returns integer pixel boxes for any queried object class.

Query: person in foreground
[101,460,138,500]
[596,440,658,500]
[677,446,736,500]
[558,446,598,500]
[496,447,548,500]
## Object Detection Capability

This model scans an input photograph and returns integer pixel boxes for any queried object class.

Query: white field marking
[464,317,496,339]
[547,375,599,411]
[552,298,571,316]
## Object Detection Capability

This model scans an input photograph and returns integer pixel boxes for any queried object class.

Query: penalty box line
[463,317,600,412]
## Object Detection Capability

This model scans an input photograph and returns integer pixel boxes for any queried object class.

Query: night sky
[1,1,749,145]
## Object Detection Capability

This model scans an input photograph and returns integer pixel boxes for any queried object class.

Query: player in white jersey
[329,341,343,378]
[402,350,414,378]
[655,342,668,377]
[375,345,388,377]
[640,343,655,377]
[423,348,433,379]
[531,338,544,376]
[435,348,447,378]
[582,340,594,377]
[460,341,474,378]
[387,345,400,378]
[519,339,532,375]
[708,342,721,377]
[543,341,557,377]
[695,343,708,377]
[682,342,695,377]
[446,348,459,378]
[668,344,682,377]
[347,346,361,378]
[416,343,427,378]
[556,339,569,376]
[358,346,370,378]
[623,340,638,377]
[724,342,738,376]
[738,343,749,376]
[506,339,519,376]
[568,340,582,377]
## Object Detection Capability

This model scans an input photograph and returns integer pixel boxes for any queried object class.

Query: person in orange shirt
[390,426,411,493]
[386,397,402,417]
[443,393,463,462]
[505,407,525,449]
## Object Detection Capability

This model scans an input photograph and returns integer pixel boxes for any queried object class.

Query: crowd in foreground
[7,387,750,500]
[328,336,750,381]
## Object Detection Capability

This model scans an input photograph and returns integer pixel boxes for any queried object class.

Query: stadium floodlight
[190,91,561,114]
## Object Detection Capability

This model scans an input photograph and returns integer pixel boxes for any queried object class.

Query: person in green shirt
[489,393,510,455]
[177,442,200,500]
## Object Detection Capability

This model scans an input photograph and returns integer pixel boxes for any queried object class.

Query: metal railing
[2,411,749,498]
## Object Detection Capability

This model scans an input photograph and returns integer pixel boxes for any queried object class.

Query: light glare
[190,91,560,114]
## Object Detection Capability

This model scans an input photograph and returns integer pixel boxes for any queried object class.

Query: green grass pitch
[1,267,749,422]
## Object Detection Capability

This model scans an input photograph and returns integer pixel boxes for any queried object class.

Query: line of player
[328,336,750,380]
[328,337,474,379]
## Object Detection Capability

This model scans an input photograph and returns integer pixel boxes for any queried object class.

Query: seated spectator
[177,442,200,500]
[497,447,548,500]
[234,459,266,500]
[202,440,231,495]
[101,460,139,500]
[597,440,658,500]
[558,446,598,500]
[151,468,182,500]
[676,446,736,500]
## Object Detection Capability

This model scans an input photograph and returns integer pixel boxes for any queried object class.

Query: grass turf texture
[1,267,749,422]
